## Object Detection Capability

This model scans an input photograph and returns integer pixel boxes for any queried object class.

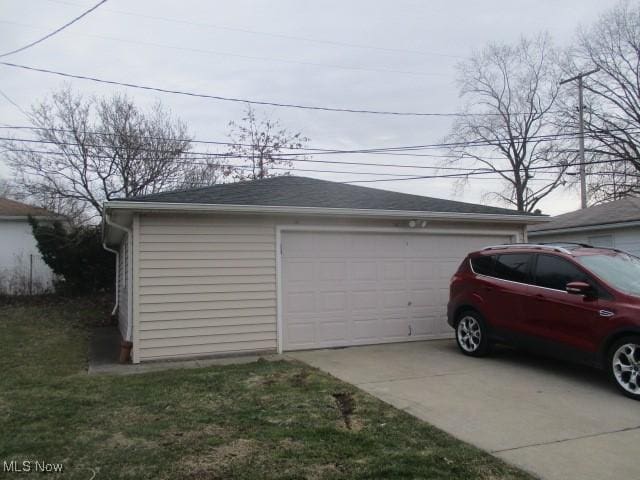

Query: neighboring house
[102,176,546,363]
[0,197,58,294]
[528,196,640,256]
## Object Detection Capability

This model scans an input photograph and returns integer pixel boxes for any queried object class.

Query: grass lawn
[0,296,535,480]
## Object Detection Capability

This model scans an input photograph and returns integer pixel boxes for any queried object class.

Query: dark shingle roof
[117,176,537,216]
[529,196,640,233]
[0,197,54,217]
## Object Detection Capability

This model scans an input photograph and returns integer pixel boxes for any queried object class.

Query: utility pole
[560,67,599,209]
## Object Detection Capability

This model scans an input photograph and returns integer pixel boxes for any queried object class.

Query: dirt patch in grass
[305,463,342,480]
[107,432,145,449]
[332,392,355,429]
[183,439,258,477]
[290,368,311,387]
[279,438,304,451]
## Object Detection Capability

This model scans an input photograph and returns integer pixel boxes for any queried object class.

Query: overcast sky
[0,0,613,214]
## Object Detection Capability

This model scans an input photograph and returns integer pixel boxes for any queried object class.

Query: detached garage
[102,176,546,363]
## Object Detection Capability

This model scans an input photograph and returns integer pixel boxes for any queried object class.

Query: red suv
[447,243,640,400]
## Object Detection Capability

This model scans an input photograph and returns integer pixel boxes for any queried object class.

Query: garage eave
[104,201,549,225]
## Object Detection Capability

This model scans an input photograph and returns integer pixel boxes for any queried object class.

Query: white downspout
[102,241,119,317]
[104,212,134,342]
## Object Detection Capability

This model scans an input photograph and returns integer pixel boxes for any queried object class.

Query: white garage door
[281,230,512,351]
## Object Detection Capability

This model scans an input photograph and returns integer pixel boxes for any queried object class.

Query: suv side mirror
[566,281,593,296]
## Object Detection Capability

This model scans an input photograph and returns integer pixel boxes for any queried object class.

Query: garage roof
[113,176,540,217]
[529,196,640,233]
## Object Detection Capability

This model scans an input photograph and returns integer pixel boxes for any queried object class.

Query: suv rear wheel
[455,310,490,357]
[608,336,640,400]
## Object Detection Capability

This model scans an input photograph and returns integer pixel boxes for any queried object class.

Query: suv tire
[455,310,490,357]
[607,336,640,401]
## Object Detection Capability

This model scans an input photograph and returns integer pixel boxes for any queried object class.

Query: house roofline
[104,200,549,224]
[529,220,640,236]
[0,215,63,221]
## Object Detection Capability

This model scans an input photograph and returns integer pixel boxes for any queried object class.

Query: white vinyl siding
[530,226,640,257]
[136,215,277,361]
[117,234,129,340]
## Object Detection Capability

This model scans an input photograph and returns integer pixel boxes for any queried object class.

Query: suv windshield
[576,253,640,296]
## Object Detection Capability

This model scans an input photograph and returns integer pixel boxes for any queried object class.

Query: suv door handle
[599,310,614,317]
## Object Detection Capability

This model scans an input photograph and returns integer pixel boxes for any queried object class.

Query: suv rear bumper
[446,302,456,329]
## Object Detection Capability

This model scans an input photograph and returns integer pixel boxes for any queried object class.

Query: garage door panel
[287,323,315,346]
[380,317,412,338]
[381,289,409,308]
[318,262,347,281]
[350,290,379,311]
[376,235,408,255]
[282,230,512,351]
[410,261,438,280]
[382,261,406,280]
[352,318,381,341]
[410,289,440,307]
[319,291,347,312]
[284,291,316,313]
[349,261,378,281]
[317,321,349,343]
[284,261,314,282]
[312,233,350,256]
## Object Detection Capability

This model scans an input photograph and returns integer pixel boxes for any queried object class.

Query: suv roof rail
[538,242,592,248]
[482,243,573,255]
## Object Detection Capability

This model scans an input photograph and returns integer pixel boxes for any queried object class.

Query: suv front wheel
[608,336,640,401]
[455,310,490,357]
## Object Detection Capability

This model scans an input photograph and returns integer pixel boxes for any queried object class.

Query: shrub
[28,217,115,295]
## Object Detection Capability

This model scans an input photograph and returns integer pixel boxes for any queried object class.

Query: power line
[0,0,108,58]
[0,143,585,179]
[0,61,564,118]
[0,89,31,120]
[42,0,464,59]
[1,146,499,172]
[0,134,580,169]
[0,125,512,160]
[4,145,560,181]
[0,124,622,157]
[0,20,445,78]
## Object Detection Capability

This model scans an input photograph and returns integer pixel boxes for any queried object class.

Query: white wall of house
[529,225,640,257]
[129,212,525,363]
[0,219,55,294]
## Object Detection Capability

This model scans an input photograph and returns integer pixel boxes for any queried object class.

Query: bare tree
[563,0,640,201]
[227,105,309,180]
[446,34,571,212]
[3,86,193,220]
[180,158,234,190]
[0,177,14,198]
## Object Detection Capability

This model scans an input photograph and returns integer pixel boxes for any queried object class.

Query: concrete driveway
[288,340,640,480]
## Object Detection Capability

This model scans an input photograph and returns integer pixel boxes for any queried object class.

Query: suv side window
[470,255,495,276]
[533,254,589,291]
[494,253,532,283]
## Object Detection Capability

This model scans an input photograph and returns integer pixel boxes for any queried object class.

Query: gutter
[103,212,134,343]
[102,241,119,317]
[104,201,549,224]
[529,220,640,236]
